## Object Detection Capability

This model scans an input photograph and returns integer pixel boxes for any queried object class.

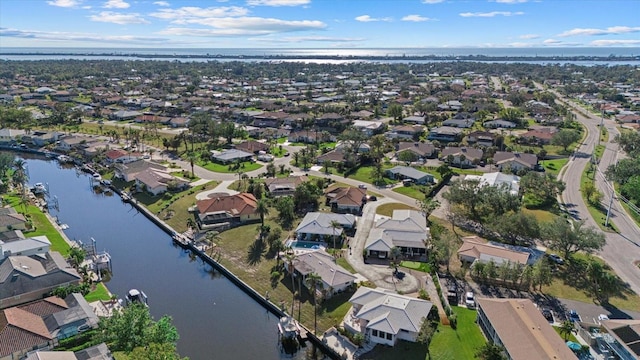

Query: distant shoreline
[1,52,639,62]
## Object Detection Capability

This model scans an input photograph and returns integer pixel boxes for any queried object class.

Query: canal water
[23,157,308,360]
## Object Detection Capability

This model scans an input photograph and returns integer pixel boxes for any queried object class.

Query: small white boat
[92,173,102,181]
[32,183,47,195]
[278,316,301,339]
[59,224,69,230]
[125,289,148,307]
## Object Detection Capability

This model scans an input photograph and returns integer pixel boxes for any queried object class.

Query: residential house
[492,151,538,172]
[113,159,166,182]
[0,251,81,309]
[441,147,484,167]
[457,236,532,266]
[324,187,366,214]
[295,212,356,241]
[235,140,270,154]
[352,120,385,136]
[464,172,521,196]
[104,149,142,164]
[25,343,114,360]
[438,100,463,111]
[484,119,517,129]
[134,114,170,125]
[109,110,141,121]
[264,176,308,197]
[41,293,100,340]
[442,118,474,128]
[344,287,434,347]
[135,168,189,196]
[518,129,555,145]
[427,126,463,142]
[402,115,425,124]
[396,142,437,160]
[385,166,434,185]
[385,125,425,140]
[0,235,50,260]
[23,131,61,147]
[466,131,496,147]
[334,141,370,154]
[288,250,356,298]
[0,208,28,232]
[365,210,429,259]
[0,306,53,359]
[476,298,578,360]
[0,129,26,144]
[194,193,259,231]
[316,149,347,165]
[210,149,254,164]
[599,320,640,360]
[55,136,98,153]
[288,130,335,144]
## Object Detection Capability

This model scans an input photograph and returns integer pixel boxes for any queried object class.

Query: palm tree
[12,159,28,192]
[186,151,197,178]
[305,272,323,335]
[205,231,222,257]
[559,320,574,341]
[329,220,342,258]
[284,252,297,315]
[236,170,244,190]
[256,198,269,229]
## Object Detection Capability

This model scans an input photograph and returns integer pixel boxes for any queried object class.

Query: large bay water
[23,157,304,360]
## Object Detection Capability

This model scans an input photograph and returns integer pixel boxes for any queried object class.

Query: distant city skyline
[0,0,639,49]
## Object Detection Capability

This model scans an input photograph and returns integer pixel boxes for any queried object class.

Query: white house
[464,172,521,196]
[364,210,429,259]
[288,250,356,298]
[344,287,433,347]
[0,235,51,260]
[295,212,356,241]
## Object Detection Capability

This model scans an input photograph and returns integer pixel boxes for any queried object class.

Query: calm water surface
[23,157,305,360]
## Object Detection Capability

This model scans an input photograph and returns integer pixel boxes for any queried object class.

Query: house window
[386,333,392,340]
[372,330,378,337]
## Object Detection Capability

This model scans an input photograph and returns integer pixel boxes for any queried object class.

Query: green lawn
[376,203,417,217]
[361,307,485,360]
[393,185,429,200]
[580,166,617,232]
[336,258,357,274]
[200,161,263,173]
[400,261,431,273]
[85,282,112,302]
[3,194,71,255]
[541,158,569,177]
[553,325,579,343]
[346,165,396,186]
[522,208,558,223]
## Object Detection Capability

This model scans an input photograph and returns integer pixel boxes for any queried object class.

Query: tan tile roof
[325,187,366,207]
[4,307,52,339]
[458,236,529,265]
[477,298,577,360]
[197,193,257,217]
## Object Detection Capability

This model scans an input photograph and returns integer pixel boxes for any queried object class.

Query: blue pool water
[286,240,324,249]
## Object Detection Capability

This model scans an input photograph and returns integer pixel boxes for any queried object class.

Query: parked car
[358,184,367,189]
[598,314,610,324]
[542,308,554,323]
[548,253,564,265]
[465,291,475,308]
[368,195,377,201]
[568,310,581,322]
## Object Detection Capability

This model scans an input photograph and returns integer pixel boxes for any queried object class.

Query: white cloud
[558,26,640,37]
[47,0,82,8]
[506,42,536,47]
[543,38,561,45]
[246,0,310,6]
[158,17,325,36]
[421,0,444,3]
[355,15,392,22]
[519,33,539,39]
[264,35,364,43]
[153,1,170,6]
[591,39,640,46]
[150,6,249,20]
[460,11,524,17]
[0,27,167,44]
[89,11,149,24]
[103,0,129,9]
[402,14,432,22]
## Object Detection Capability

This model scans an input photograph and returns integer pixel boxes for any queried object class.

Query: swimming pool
[286,240,325,250]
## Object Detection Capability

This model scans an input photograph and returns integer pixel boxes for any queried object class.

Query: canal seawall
[110,186,343,360]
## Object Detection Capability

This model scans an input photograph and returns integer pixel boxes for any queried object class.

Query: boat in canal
[31,182,47,195]
[278,316,302,355]
[123,288,148,307]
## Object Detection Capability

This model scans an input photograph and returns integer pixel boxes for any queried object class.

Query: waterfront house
[492,151,538,172]
[210,149,254,164]
[288,250,356,299]
[0,251,81,309]
[113,159,166,182]
[324,186,366,214]
[194,193,259,231]
[0,207,28,232]
[385,166,435,185]
[364,210,429,259]
[344,287,434,347]
[0,235,51,260]
[0,306,53,359]
[41,293,100,340]
[55,135,98,153]
[0,129,26,144]
[264,176,308,197]
[134,168,189,196]
[104,149,142,164]
[476,298,578,360]
[25,343,114,360]
[295,213,356,241]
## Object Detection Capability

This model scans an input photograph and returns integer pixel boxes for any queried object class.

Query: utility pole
[605,186,615,228]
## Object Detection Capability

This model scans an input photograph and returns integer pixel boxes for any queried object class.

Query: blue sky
[0,0,639,48]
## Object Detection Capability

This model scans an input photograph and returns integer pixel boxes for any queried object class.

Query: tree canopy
[541,218,605,259]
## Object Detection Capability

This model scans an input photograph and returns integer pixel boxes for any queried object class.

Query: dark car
[368,195,377,201]
[394,270,405,280]
[568,310,581,322]
[542,308,554,322]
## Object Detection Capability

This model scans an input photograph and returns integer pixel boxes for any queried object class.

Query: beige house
[476,298,578,360]
[288,250,356,298]
[457,236,530,265]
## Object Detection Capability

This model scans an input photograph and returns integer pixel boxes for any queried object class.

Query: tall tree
[305,272,323,335]
[475,343,506,360]
[551,129,581,152]
[330,220,342,257]
[559,320,574,341]
[417,197,440,226]
[542,218,606,260]
[256,198,270,229]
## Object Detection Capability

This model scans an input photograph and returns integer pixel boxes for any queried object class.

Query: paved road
[553,95,640,296]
